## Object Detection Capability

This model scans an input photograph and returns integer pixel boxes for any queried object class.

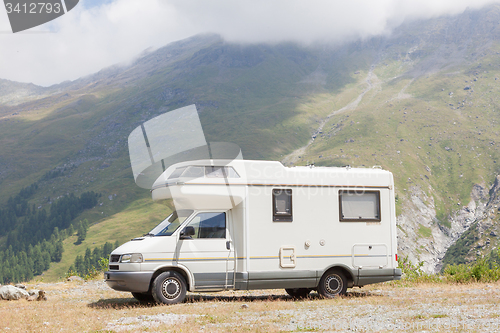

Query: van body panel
[177,237,233,290]
[357,268,402,285]
[352,244,389,268]
[247,270,317,289]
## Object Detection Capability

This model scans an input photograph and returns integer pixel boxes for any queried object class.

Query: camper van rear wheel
[285,288,311,299]
[318,269,347,297]
[152,271,187,305]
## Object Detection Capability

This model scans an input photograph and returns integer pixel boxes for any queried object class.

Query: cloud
[0,0,499,86]
[0,0,198,86]
[182,0,500,44]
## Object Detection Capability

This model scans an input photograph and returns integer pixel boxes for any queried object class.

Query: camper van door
[177,211,235,290]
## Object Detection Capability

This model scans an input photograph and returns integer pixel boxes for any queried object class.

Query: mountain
[2,5,500,279]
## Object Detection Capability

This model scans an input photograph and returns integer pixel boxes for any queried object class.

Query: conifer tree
[77,219,88,244]
[33,246,44,275]
[53,239,64,262]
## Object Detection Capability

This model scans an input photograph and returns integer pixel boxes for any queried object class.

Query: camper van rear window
[273,189,293,222]
[339,190,381,222]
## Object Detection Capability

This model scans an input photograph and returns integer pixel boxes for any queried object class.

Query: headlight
[120,253,143,263]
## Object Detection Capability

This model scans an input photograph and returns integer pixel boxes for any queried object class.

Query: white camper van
[105,159,401,304]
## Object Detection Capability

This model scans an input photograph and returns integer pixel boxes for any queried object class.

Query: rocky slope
[439,175,500,269]
[398,184,490,273]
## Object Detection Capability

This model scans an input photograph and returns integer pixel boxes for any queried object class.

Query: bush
[98,257,109,272]
[443,256,500,283]
[396,249,500,284]
[397,255,436,282]
[442,263,472,283]
[66,257,109,281]
[398,256,423,278]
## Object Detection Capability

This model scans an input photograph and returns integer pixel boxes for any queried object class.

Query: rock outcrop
[0,285,30,300]
[398,183,488,273]
[0,285,47,301]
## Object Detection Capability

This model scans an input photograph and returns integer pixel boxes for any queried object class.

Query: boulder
[67,275,84,282]
[37,290,47,301]
[28,289,39,296]
[28,290,47,301]
[0,285,29,300]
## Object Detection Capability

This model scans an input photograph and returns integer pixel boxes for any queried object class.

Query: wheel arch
[149,265,193,292]
[320,264,355,288]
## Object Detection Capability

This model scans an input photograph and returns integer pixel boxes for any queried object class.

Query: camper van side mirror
[180,226,195,239]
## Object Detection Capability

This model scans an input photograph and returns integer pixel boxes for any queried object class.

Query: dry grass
[2,280,500,332]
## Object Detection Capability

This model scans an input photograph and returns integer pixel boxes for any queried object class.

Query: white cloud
[0,0,197,86]
[0,0,499,86]
[183,0,500,44]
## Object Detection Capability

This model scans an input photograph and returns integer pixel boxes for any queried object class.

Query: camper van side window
[168,166,187,179]
[185,212,226,239]
[182,166,204,178]
[205,166,240,178]
[273,189,293,222]
[339,190,381,222]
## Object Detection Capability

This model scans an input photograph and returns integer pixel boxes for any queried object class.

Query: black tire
[318,269,348,298]
[131,292,155,303]
[152,271,187,305]
[285,288,311,299]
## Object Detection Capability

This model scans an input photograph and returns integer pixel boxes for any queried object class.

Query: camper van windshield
[148,209,194,236]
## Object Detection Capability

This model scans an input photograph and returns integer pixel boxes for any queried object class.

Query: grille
[110,255,121,263]
[109,265,119,270]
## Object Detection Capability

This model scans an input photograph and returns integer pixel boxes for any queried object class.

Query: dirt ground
[1,279,500,332]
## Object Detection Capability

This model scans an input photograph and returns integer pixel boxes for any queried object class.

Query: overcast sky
[1,0,499,86]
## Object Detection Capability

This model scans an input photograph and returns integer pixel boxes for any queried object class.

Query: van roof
[153,159,394,189]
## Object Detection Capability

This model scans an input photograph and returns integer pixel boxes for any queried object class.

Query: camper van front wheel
[318,269,347,297]
[152,271,187,305]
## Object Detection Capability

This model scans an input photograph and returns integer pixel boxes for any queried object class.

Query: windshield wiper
[143,233,155,237]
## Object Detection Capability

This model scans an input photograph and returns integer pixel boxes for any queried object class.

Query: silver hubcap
[325,274,342,295]
[161,278,181,300]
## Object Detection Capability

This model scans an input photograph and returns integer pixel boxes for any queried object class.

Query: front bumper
[105,271,153,293]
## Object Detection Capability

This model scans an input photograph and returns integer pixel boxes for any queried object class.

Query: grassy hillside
[299,59,500,222]
[43,198,171,281]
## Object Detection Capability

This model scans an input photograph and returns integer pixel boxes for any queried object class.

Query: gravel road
[3,280,500,332]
